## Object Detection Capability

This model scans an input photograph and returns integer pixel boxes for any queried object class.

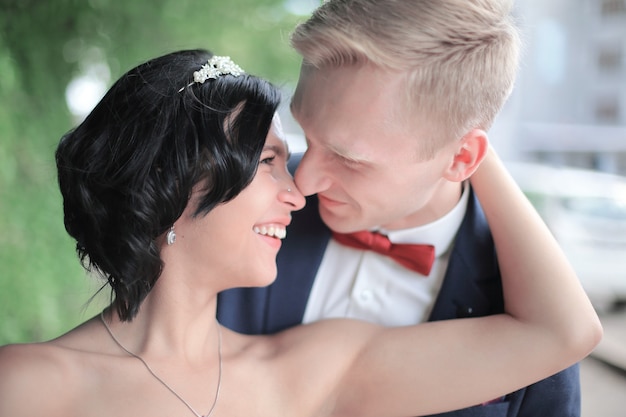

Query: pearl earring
[166,226,176,245]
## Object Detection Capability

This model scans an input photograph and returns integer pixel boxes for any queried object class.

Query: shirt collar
[379,182,469,257]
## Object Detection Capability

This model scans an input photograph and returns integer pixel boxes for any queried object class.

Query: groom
[218,1,581,416]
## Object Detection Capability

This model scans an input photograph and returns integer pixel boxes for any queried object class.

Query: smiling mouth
[253,225,287,239]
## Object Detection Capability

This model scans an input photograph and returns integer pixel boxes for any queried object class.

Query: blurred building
[510,0,626,174]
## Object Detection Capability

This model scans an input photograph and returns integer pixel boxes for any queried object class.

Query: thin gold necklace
[100,310,222,417]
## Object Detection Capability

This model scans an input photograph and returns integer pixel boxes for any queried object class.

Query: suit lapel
[429,188,503,321]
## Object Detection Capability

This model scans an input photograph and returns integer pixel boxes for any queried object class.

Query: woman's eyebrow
[263,144,288,158]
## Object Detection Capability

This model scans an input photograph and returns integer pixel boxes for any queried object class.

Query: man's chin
[319,210,363,234]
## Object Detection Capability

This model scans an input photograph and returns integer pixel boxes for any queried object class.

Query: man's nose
[294,150,332,197]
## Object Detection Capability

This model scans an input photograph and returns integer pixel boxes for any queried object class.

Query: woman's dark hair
[55,49,281,321]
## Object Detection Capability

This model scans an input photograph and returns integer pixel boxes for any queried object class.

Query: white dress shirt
[302,182,470,326]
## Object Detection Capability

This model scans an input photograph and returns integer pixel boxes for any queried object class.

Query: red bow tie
[332,231,435,276]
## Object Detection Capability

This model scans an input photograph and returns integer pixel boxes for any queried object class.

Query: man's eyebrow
[327,142,371,164]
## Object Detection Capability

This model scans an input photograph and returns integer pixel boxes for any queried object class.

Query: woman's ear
[443,129,489,182]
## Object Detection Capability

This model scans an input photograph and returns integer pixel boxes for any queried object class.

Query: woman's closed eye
[260,154,277,165]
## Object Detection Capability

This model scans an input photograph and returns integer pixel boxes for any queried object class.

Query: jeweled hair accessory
[179,56,245,92]
[195,56,244,82]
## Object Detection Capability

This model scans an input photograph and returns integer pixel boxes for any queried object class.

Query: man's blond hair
[291,0,522,152]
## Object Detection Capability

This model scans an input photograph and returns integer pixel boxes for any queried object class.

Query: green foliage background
[0,0,308,344]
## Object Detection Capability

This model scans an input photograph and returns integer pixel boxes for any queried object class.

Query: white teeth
[253,225,287,239]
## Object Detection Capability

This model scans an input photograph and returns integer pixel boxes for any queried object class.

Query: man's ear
[443,129,488,182]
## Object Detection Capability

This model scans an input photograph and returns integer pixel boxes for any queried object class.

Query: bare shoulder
[278,318,381,349]
[223,319,384,415]
[230,318,381,357]
[0,319,103,416]
[0,341,72,381]
[236,318,382,361]
[0,342,79,414]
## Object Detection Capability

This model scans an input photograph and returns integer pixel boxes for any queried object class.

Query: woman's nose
[280,180,306,211]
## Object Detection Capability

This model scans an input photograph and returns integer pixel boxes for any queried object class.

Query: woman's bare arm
[331,147,602,417]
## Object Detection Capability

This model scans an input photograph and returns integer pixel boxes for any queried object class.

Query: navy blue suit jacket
[217,156,580,417]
